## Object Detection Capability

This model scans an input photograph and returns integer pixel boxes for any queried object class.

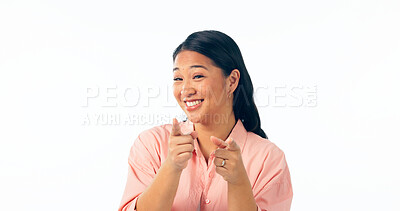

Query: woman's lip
[184,99,204,103]
[185,99,204,111]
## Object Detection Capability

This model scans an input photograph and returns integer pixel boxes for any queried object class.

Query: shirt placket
[202,151,216,208]
[194,140,217,209]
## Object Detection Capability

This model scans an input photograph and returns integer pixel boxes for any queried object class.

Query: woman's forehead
[174,51,212,66]
[173,51,221,73]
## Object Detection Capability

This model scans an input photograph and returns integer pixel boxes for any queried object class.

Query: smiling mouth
[184,99,204,111]
[185,99,203,107]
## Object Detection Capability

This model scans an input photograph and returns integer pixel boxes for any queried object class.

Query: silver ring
[220,159,226,167]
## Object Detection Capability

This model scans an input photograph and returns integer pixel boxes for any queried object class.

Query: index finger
[210,136,228,149]
[171,118,182,136]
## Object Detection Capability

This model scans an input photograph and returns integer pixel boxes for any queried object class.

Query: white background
[1,0,399,210]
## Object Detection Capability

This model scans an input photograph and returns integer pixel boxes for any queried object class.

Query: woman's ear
[227,69,240,95]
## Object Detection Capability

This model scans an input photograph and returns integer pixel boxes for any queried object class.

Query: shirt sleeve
[253,146,293,211]
[118,130,162,211]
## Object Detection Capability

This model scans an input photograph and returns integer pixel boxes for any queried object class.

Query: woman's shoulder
[246,132,279,148]
[245,132,286,159]
[244,132,290,179]
[135,124,171,144]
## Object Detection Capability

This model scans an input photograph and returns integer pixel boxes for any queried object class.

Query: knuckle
[215,149,223,156]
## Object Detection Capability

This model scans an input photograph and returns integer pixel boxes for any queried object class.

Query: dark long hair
[173,30,267,139]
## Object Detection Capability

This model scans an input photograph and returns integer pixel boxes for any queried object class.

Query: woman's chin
[186,114,202,124]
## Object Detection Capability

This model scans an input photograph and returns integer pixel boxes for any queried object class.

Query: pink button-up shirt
[119,120,293,211]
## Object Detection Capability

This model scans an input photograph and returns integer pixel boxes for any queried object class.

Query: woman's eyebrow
[173,65,208,72]
[190,65,208,70]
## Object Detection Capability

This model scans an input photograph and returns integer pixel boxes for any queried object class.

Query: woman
[119,30,293,211]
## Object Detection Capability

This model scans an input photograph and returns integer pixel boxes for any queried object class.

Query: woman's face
[173,50,232,124]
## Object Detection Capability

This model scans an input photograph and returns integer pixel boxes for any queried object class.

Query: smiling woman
[118,30,293,211]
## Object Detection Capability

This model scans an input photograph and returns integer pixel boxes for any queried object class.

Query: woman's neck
[193,112,237,160]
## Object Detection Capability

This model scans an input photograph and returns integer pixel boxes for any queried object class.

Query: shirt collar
[180,119,248,152]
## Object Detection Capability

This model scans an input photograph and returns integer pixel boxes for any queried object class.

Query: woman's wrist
[136,159,183,210]
[227,170,251,188]
[163,157,185,175]
[227,175,257,211]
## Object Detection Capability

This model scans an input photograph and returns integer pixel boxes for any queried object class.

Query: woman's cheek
[173,87,181,102]
[197,84,206,95]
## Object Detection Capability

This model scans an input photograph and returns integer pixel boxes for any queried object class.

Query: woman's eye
[173,77,183,81]
[193,75,204,79]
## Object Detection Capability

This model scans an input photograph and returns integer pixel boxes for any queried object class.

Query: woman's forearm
[228,177,257,211]
[136,161,182,211]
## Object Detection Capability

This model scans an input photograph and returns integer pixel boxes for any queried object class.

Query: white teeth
[186,100,202,107]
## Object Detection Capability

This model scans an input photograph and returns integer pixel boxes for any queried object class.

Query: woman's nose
[180,88,196,97]
[180,83,196,97]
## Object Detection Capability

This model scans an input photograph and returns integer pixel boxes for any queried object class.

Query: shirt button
[205,199,210,204]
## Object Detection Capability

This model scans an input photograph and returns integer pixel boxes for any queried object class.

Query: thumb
[210,136,228,149]
[226,137,240,151]
[171,118,182,136]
